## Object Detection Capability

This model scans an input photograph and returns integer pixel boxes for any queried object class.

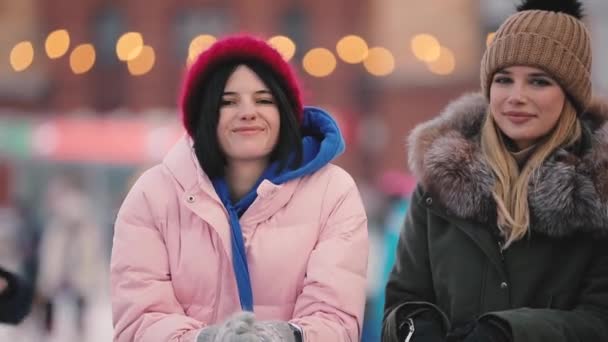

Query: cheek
[488,86,505,115]
[216,117,231,150]
[489,97,505,127]
[216,132,230,156]
[490,112,509,136]
[547,100,564,119]
[544,107,562,129]
[268,113,281,143]
[539,93,565,126]
[273,120,281,138]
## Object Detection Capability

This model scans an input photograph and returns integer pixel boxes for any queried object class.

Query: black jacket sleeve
[382,186,450,341]
[0,266,34,324]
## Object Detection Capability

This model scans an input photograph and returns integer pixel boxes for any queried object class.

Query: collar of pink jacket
[162,135,301,257]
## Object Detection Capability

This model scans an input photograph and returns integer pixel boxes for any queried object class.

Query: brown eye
[493,76,511,84]
[220,99,236,106]
[257,98,275,104]
[530,78,551,87]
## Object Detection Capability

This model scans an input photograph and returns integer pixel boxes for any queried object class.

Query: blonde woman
[383,0,608,341]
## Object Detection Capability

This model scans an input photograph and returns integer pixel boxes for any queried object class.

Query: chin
[504,133,542,145]
[503,129,534,140]
[232,151,271,160]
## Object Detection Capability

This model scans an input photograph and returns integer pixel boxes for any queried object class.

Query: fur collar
[408,93,608,237]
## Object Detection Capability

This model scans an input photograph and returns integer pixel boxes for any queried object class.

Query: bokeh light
[336,35,369,64]
[45,29,70,59]
[411,34,441,62]
[10,41,34,72]
[486,32,496,47]
[268,35,296,61]
[127,45,156,76]
[427,47,456,75]
[188,34,217,65]
[116,32,144,61]
[303,48,337,77]
[363,47,395,76]
[70,44,96,74]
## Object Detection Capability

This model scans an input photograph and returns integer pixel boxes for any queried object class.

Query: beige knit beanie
[480,0,592,111]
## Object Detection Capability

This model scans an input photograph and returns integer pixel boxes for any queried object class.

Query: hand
[197,325,219,342]
[197,312,298,342]
[197,311,258,342]
[251,321,296,342]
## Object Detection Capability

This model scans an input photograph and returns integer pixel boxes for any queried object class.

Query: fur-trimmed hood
[408,93,608,237]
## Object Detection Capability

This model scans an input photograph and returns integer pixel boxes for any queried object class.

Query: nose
[506,82,527,105]
[237,99,257,121]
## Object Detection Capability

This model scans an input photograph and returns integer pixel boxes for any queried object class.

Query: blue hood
[273,106,345,184]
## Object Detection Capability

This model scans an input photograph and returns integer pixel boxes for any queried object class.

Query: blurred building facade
[0,0,491,182]
[2,1,608,180]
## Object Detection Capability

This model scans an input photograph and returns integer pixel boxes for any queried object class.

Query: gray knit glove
[251,321,297,342]
[197,311,259,342]
[197,325,220,342]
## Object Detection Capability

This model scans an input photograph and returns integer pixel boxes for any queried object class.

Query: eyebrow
[223,90,272,96]
[495,70,551,78]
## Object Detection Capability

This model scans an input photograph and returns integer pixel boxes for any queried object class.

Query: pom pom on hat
[516,0,584,19]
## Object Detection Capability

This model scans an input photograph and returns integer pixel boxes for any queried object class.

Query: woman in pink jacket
[110,34,369,342]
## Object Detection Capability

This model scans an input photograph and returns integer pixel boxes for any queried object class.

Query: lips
[232,126,264,134]
[503,111,535,124]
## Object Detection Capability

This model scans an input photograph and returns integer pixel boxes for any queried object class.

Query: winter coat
[37,188,107,299]
[111,107,369,342]
[383,94,608,341]
[0,207,34,324]
[0,208,24,274]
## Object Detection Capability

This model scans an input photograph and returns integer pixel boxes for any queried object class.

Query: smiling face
[216,65,280,166]
[489,65,566,150]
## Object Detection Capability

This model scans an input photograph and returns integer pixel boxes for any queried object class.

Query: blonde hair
[481,100,581,248]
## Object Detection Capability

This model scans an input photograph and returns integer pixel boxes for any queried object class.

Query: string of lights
[7,31,485,77]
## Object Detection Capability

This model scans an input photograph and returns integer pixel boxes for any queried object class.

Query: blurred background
[0,0,607,341]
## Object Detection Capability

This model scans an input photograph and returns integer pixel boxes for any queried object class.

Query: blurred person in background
[362,170,416,342]
[0,160,34,325]
[37,174,107,339]
[383,0,608,341]
[111,34,368,342]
